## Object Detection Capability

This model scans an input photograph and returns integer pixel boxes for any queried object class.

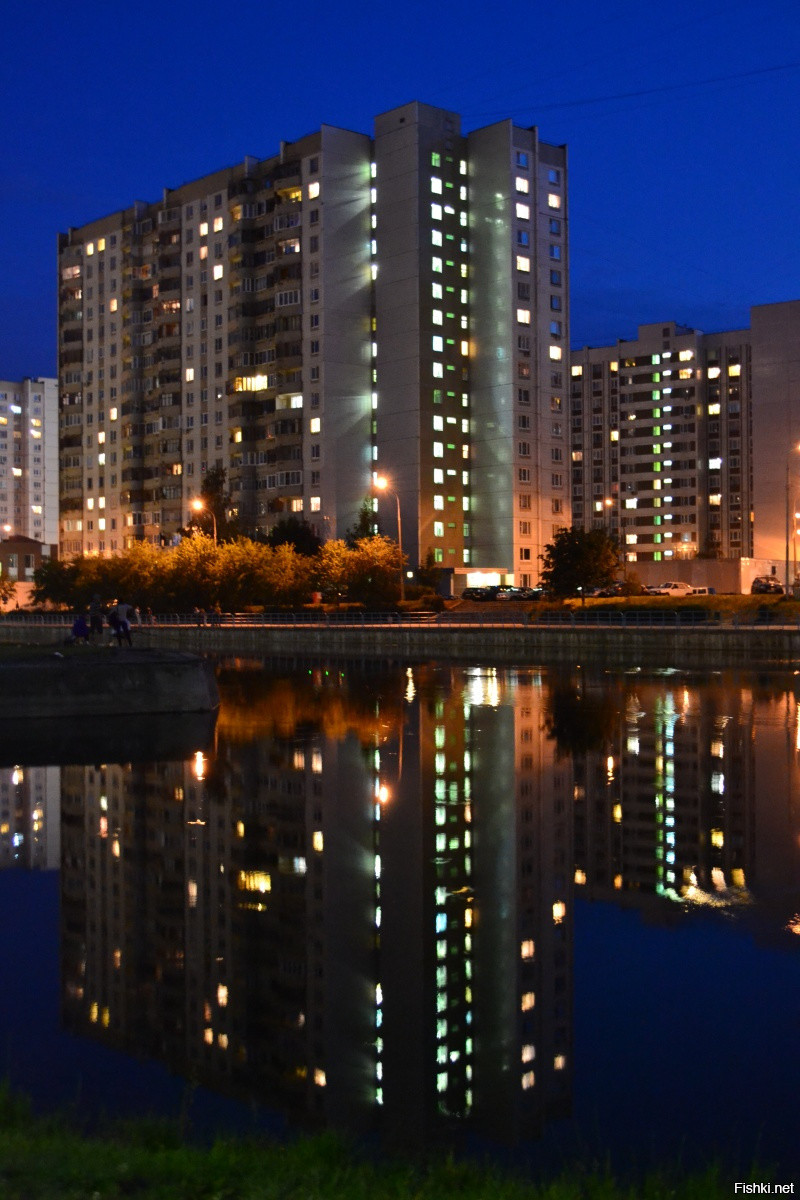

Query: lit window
[728,363,741,377]
[549,346,562,361]
[520,939,534,959]
[708,457,722,470]
[516,255,530,272]
[432,310,443,326]
[310,417,321,433]
[515,176,529,194]
[199,221,208,236]
[678,349,693,361]
[431,203,442,220]
[547,193,561,209]
[86,242,94,255]
[310,496,321,512]
[308,181,320,199]
[213,264,223,280]
[185,368,194,382]
[433,442,444,458]
[517,308,530,325]
[109,298,117,312]
[431,176,443,194]
[521,991,535,1012]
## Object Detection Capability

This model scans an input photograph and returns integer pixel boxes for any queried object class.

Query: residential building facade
[0,377,58,546]
[570,321,752,565]
[57,103,568,587]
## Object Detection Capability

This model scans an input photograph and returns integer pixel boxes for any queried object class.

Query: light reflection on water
[1,659,799,1174]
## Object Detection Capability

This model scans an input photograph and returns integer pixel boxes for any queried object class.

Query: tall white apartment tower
[372,104,569,585]
[0,377,58,545]
[58,105,568,587]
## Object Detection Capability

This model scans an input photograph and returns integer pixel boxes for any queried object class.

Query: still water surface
[1,658,799,1176]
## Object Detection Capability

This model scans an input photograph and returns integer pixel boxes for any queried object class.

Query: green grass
[0,1085,749,1200]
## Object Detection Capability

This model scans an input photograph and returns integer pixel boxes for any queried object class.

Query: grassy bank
[0,1088,744,1200]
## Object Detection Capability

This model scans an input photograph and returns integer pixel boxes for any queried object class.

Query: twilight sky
[1,0,799,381]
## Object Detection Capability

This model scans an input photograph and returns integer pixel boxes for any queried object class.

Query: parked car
[495,585,543,601]
[751,576,784,595]
[651,581,695,596]
[461,586,493,600]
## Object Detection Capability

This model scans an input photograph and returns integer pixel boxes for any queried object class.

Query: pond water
[1,657,799,1178]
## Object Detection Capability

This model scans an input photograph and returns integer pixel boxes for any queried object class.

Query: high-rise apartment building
[570,322,752,565]
[57,103,568,586]
[0,377,58,545]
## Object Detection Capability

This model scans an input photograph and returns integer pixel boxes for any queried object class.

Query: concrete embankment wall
[2,621,797,669]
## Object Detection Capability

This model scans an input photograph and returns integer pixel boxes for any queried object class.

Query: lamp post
[191,498,217,545]
[374,475,404,602]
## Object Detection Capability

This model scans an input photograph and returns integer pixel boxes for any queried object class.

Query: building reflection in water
[59,660,573,1149]
[571,672,800,929]
[0,764,59,870]
[57,662,800,1150]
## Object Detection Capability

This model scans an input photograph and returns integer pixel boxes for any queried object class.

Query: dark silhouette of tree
[543,678,621,759]
[540,526,619,597]
[199,466,236,541]
[345,498,380,548]
[267,516,322,557]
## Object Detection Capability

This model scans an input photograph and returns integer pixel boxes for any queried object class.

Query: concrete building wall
[469,124,569,586]
[313,126,373,540]
[0,377,57,545]
[750,300,800,583]
[58,103,569,581]
[571,319,752,568]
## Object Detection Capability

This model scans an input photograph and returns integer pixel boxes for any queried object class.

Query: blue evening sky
[1,0,799,380]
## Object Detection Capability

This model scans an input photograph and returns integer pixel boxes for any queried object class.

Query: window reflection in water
[7,661,795,1155]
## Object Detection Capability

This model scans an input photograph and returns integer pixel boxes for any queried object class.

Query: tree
[349,536,404,606]
[344,498,380,548]
[539,526,619,598]
[317,539,355,604]
[267,516,322,557]
[199,466,235,541]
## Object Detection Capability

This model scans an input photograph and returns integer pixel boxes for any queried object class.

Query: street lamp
[191,498,217,545]
[373,475,404,602]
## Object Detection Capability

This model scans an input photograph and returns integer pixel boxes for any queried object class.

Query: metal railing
[1,607,799,630]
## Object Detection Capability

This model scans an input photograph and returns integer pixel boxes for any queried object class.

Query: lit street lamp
[191,498,217,545]
[373,475,404,602]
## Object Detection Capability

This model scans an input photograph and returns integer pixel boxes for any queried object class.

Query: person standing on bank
[109,600,134,647]
[88,594,104,640]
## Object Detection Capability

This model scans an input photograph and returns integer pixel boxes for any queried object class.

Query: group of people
[69,596,139,647]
